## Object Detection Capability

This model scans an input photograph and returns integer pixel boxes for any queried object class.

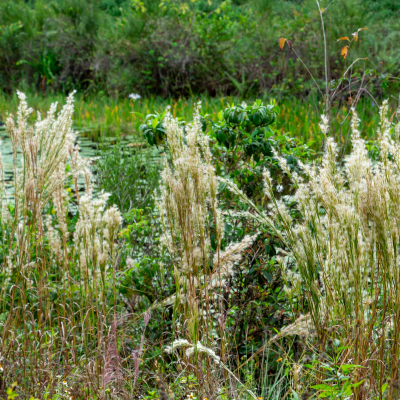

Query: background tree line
[0,0,399,98]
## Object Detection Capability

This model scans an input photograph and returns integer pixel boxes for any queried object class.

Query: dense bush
[0,0,399,97]
[140,99,314,202]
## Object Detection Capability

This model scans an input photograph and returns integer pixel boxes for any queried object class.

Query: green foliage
[0,0,399,97]
[214,100,278,160]
[140,99,314,202]
[139,111,169,147]
[307,346,366,399]
[118,208,171,305]
[209,100,314,201]
[95,141,160,212]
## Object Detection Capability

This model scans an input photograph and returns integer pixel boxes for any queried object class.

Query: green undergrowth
[0,92,392,149]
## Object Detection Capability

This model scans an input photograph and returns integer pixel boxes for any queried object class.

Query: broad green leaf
[132,112,145,119]
[311,384,333,391]
[344,387,353,396]
[335,345,351,352]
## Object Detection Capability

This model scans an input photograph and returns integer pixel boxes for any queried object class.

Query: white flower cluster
[210,233,258,287]
[318,114,329,135]
[128,93,141,100]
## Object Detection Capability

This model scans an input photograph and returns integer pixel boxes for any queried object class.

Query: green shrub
[140,99,314,203]
[1,0,399,98]
[95,142,160,212]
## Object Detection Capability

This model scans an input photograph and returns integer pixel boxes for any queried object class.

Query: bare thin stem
[316,0,330,117]
[291,48,324,99]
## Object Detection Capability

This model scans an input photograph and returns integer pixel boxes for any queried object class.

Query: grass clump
[225,101,400,398]
[0,92,123,398]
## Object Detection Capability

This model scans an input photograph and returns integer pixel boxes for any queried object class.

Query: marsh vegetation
[1,1,400,400]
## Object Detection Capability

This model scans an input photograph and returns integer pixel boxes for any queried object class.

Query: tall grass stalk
[156,103,259,397]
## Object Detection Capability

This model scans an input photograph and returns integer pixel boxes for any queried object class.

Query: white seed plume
[165,339,220,364]
[211,233,258,286]
[319,114,329,135]
[185,341,221,364]
[164,339,192,354]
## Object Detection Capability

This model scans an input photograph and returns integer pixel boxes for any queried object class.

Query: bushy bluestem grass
[225,101,400,399]
[0,92,123,398]
[4,91,399,399]
[154,102,272,398]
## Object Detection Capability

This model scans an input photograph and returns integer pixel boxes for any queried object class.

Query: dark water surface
[0,126,157,202]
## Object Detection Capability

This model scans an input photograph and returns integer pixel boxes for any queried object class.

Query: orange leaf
[278,38,293,50]
[278,38,287,49]
[352,27,368,42]
[337,37,350,42]
[341,46,349,60]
